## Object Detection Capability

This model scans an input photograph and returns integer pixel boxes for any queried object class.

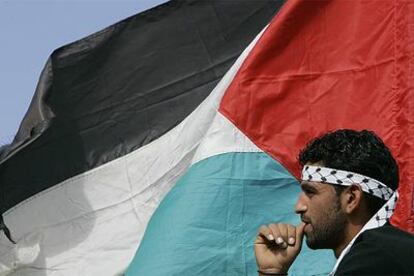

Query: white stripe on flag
[191,112,261,166]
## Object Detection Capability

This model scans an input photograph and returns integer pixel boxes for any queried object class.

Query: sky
[0,0,167,145]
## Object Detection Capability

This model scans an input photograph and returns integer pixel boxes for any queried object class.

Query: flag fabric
[1,0,414,275]
[0,1,284,275]
[128,0,414,275]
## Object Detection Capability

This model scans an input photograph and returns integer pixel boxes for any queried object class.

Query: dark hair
[298,129,399,215]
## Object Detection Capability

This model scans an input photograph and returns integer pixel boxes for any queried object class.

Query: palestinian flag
[1,0,413,275]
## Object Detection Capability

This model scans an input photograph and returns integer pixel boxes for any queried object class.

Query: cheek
[307,202,331,224]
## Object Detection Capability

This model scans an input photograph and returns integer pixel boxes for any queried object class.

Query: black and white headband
[301,165,399,275]
[302,165,394,201]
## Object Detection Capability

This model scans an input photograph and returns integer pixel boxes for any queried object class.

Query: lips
[301,216,311,224]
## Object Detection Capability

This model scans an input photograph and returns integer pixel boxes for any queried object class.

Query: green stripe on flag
[127,152,334,275]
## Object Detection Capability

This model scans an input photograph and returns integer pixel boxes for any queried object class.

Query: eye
[304,189,314,195]
[302,186,317,196]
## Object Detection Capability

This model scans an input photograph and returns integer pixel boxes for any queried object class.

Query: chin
[305,236,326,250]
[306,238,332,250]
[305,239,318,249]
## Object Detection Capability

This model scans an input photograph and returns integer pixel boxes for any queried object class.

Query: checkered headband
[302,165,394,201]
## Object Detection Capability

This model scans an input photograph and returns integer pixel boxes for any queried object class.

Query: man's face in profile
[295,179,347,249]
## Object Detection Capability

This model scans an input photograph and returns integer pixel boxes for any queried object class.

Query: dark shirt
[335,224,414,275]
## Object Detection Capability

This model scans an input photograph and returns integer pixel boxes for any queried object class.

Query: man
[255,129,414,275]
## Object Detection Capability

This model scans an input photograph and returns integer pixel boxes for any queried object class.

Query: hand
[254,222,305,274]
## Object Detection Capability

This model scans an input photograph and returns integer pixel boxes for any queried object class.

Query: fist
[254,222,305,274]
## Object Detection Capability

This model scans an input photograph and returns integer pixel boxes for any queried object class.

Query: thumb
[295,222,306,249]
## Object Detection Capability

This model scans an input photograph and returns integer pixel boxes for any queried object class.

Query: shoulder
[361,224,414,248]
[335,225,414,275]
[365,224,414,241]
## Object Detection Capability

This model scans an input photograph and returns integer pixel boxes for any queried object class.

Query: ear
[341,184,364,214]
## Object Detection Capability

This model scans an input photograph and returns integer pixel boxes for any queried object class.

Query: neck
[333,221,364,258]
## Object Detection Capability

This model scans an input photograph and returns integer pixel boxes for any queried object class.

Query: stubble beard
[304,200,347,250]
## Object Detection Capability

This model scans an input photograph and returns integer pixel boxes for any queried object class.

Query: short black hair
[298,129,399,215]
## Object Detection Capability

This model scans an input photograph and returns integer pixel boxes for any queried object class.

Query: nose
[295,192,308,214]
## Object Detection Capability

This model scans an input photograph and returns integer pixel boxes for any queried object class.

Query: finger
[256,225,275,243]
[286,224,296,246]
[276,224,289,248]
[294,222,306,249]
[267,224,282,246]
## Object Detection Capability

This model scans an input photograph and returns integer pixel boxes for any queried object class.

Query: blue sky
[0,0,167,145]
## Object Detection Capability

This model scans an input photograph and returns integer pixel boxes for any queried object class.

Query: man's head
[295,129,399,250]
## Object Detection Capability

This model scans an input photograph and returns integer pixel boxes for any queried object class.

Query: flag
[0,0,285,275]
[128,0,414,275]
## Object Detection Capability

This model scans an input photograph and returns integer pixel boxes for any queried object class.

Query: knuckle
[268,224,278,231]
